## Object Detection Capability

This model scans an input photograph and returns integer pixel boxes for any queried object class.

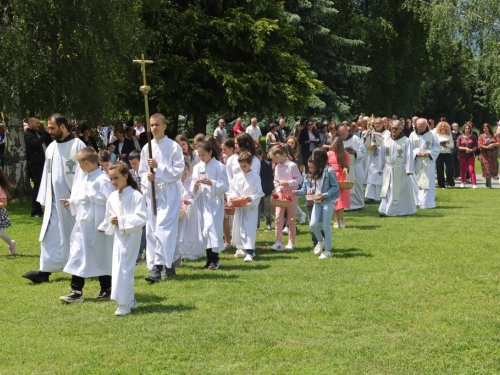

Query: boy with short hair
[98,150,112,174]
[59,147,115,303]
[107,144,117,163]
[226,151,264,262]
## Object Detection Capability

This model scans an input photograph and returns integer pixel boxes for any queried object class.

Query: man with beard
[338,125,366,211]
[378,120,416,216]
[22,114,85,283]
[364,117,390,204]
[409,118,441,209]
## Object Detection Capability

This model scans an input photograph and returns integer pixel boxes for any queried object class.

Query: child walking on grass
[0,167,16,255]
[98,162,147,316]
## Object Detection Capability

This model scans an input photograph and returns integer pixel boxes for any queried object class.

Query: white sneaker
[460,183,465,188]
[472,184,478,189]
[129,299,137,309]
[313,240,325,255]
[298,211,306,224]
[333,222,339,229]
[234,248,246,258]
[271,242,284,251]
[244,253,254,262]
[319,251,332,259]
[339,218,346,228]
[282,227,289,235]
[285,242,295,250]
[115,305,131,316]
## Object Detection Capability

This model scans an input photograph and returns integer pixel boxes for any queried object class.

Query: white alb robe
[342,135,366,210]
[37,137,86,272]
[409,131,441,209]
[225,154,261,184]
[191,157,229,252]
[227,170,264,250]
[63,168,115,277]
[98,186,147,306]
[378,136,416,216]
[139,136,184,269]
[176,177,205,261]
[364,129,390,200]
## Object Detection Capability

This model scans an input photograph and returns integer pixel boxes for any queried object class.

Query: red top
[233,124,245,138]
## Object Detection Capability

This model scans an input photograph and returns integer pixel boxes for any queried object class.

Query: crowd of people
[1,112,498,316]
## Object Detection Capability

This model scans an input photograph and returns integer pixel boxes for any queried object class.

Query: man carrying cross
[377,120,416,217]
[22,114,86,283]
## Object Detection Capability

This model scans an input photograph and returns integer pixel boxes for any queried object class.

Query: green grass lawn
[1,190,499,374]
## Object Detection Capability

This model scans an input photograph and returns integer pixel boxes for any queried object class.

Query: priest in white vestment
[410,118,441,209]
[378,121,416,216]
[364,118,390,203]
[22,114,85,283]
[339,125,366,210]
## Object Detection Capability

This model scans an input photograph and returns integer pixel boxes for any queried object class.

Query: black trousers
[29,164,44,216]
[452,152,460,178]
[436,153,455,187]
[70,275,111,292]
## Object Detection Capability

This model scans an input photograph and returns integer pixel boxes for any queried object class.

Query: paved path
[436,174,498,189]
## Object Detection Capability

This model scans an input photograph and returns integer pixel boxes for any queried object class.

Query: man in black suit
[25,117,52,217]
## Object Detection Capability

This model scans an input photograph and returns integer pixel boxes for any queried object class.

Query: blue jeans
[306,204,324,246]
[310,201,334,250]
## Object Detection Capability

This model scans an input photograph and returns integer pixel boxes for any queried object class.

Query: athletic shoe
[339,218,346,228]
[203,257,212,269]
[96,289,111,301]
[208,258,221,270]
[266,224,272,231]
[115,305,131,316]
[244,253,254,262]
[313,241,325,255]
[460,183,465,188]
[365,198,375,204]
[319,251,332,259]
[472,184,478,189]
[145,265,162,283]
[161,266,176,278]
[333,222,339,229]
[22,270,49,283]
[129,299,137,309]
[59,290,84,303]
[234,248,246,258]
[8,240,16,255]
[271,242,284,251]
[285,242,295,250]
[173,253,183,267]
[298,210,306,224]
[282,227,289,235]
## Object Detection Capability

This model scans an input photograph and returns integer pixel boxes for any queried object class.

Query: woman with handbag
[327,137,350,228]
[457,124,478,189]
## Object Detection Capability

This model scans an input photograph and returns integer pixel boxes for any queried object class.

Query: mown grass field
[1,188,499,374]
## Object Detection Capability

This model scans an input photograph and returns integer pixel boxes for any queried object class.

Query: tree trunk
[5,95,31,197]
[193,111,208,135]
[178,111,189,138]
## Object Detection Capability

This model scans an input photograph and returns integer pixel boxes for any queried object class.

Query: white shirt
[214,127,228,142]
[246,125,262,141]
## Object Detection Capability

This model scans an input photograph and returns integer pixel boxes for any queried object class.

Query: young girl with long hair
[98,161,147,316]
[175,134,199,169]
[327,137,350,228]
[0,167,16,255]
[285,136,303,172]
[308,148,339,259]
[191,141,229,270]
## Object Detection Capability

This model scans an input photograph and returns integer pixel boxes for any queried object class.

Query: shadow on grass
[254,255,299,262]
[0,254,39,259]
[217,264,270,271]
[172,273,239,281]
[348,225,380,230]
[332,247,373,259]
[134,303,195,315]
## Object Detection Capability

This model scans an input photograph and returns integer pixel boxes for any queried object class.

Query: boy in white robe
[22,114,85,283]
[226,152,264,262]
[59,148,115,303]
[377,121,416,217]
[138,113,184,282]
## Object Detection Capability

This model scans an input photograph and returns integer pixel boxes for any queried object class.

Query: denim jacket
[297,166,339,203]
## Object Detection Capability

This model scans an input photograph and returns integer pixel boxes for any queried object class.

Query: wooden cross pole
[133,54,156,215]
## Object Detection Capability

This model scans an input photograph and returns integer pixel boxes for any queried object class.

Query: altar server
[364,118,390,204]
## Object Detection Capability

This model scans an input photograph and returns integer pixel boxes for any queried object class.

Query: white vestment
[378,136,416,216]
[98,186,147,306]
[37,137,86,272]
[364,129,390,200]
[191,158,229,252]
[225,154,261,184]
[342,135,366,210]
[227,170,264,250]
[409,131,441,209]
[63,169,115,277]
[139,136,184,269]
[176,177,205,261]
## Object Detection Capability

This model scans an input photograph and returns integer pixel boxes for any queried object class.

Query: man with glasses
[377,120,416,217]
[364,117,390,204]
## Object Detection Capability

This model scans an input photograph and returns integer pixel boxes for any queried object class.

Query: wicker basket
[224,205,235,216]
[270,188,291,208]
[230,197,248,207]
[338,171,355,190]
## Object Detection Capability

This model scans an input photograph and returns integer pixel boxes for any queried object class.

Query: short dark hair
[98,150,112,162]
[128,150,141,161]
[48,113,68,129]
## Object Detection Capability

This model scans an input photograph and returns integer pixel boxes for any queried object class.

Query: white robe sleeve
[37,162,48,206]
[226,155,235,183]
[97,199,115,236]
[155,142,184,184]
[354,137,366,162]
[210,164,229,198]
[405,138,415,175]
[118,193,147,235]
[246,175,264,210]
[429,133,441,161]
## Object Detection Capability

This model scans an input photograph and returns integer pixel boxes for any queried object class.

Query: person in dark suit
[79,124,98,151]
[299,120,320,172]
[25,116,52,217]
[112,127,136,166]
